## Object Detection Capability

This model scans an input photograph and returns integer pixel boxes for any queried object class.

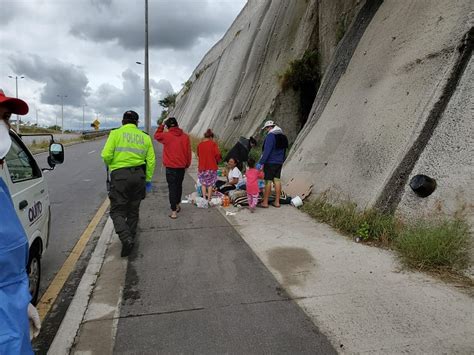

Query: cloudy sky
[0,0,246,130]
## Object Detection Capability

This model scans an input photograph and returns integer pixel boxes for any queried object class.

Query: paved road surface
[35,138,108,297]
[113,146,336,354]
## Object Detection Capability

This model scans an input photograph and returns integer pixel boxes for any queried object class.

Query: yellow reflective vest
[101,124,156,182]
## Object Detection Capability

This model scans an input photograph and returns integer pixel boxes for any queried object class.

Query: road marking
[37,197,110,321]
[88,150,96,154]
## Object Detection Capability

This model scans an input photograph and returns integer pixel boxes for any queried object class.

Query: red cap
[0,89,29,115]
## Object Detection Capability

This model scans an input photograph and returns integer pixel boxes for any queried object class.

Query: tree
[158,93,177,109]
[157,92,177,125]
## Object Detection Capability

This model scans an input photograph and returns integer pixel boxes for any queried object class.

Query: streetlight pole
[144,0,151,135]
[8,75,25,133]
[36,109,40,126]
[82,104,87,132]
[135,1,152,134]
[57,94,68,133]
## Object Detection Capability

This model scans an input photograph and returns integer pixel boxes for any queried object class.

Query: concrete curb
[47,217,115,355]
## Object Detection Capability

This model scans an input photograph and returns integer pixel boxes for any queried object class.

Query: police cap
[123,110,139,121]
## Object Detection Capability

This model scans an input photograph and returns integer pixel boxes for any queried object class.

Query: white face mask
[0,120,12,159]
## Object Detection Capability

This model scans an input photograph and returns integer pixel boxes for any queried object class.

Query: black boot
[121,240,134,257]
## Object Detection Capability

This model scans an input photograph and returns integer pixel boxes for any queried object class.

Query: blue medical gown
[0,178,33,354]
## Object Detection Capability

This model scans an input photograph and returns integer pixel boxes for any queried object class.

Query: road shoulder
[187,158,474,353]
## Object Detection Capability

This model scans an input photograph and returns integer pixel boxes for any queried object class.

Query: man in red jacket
[154,117,191,219]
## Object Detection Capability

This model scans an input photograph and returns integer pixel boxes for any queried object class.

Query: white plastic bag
[209,197,222,207]
[195,197,209,208]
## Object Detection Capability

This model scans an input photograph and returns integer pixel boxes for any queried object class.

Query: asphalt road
[35,137,109,297]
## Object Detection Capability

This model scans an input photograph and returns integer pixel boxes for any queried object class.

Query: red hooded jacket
[154,124,192,168]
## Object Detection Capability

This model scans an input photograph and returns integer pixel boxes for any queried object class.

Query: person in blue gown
[0,89,40,354]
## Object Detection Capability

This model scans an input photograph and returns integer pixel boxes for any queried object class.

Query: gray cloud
[90,0,112,10]
[0,1,22,27]
[92,68,142,111]
[0,0,245,130]
[9,54,90,107]
[70,0,239,50]
[151,79,174,96]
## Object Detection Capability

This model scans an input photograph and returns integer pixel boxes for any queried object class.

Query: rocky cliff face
[172,0,362,144]
[171,0,473,223]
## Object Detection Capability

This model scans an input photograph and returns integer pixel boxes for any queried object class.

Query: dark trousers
[166,167,185,211]
[216,179,236,194]
[109,167,146,245]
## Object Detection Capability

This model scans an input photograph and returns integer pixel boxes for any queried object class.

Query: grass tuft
[396,219,471,271]
[278,50,320,92]
[302,194,472,273]
[182,80,193,95]
[302,195,399,243]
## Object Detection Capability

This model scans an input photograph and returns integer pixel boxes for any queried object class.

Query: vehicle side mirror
[48,143,64,168]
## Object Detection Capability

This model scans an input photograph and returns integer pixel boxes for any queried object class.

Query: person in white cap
[0,89,41,354]
[258,120,288,208]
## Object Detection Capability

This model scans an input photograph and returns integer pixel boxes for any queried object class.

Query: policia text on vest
[101,112,156,257]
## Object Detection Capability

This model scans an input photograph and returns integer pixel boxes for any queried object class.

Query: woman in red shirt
[197,129,221,201]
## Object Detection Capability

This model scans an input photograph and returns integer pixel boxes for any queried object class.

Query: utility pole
[36,109,39,126]
[82,104,87,132]
[57,94,68,133]
[144,0,151,134]
[8,75,24,133]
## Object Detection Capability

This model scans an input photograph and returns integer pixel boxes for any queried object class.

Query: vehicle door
[3,132,49,246]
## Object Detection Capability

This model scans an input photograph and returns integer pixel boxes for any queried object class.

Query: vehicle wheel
[28,250,41,305]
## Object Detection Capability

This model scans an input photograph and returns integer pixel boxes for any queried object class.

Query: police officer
[101,110,156,257]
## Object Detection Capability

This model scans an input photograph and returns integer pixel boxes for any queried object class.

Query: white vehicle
[1,130,64,304]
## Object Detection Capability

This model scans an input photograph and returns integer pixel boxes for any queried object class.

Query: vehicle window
[5,136,41,182]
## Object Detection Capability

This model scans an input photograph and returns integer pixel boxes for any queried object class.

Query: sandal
[271,203,281,208]
[259,204,269,208]
[169,213,178,219]
[176,205,181,213]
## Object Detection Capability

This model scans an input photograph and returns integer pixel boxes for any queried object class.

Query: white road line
[88,150,96,154]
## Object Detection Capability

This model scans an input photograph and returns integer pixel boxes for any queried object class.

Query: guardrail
[81,129,113,138]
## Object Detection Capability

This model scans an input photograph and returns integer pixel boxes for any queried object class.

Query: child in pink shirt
[245,158,264,212]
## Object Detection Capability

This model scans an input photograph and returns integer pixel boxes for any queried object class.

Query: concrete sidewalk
[63,159,473,354]
[68,162,335,354]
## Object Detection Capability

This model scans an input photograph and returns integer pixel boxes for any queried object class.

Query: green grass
[302,195,472,273]
[278,50,320,92]
[18,126,59,134]
[302,196,399,243]
[27,137,85,154]
[182,80,193,95]
[396,220,471,271]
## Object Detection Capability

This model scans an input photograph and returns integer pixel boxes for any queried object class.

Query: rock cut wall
[170,0,473,224]
[285,0,473,220]
[171,0,362,145]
